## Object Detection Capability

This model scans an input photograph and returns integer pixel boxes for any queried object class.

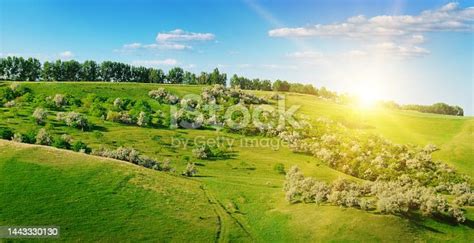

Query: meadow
[0,81,472,241]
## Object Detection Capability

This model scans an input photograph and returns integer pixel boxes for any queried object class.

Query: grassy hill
[0,81,472,241]
[0,140,216,241]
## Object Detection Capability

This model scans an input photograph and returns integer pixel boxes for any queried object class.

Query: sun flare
[354,83,381,109]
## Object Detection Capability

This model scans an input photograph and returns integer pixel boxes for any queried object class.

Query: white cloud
[374,42,430,57]
[156,29,215,42]
[440,2,459,12]
[59,51,74,59]
[344,50,368,58]
[123,43,142,49]
[117,29,213,53]
[269,3,474,38]
[121,42,191,51]
[286,51,324,59]
[229,63,297,70]
[409,34,426,44]
[132,59,178,67]
[261,64,297,69]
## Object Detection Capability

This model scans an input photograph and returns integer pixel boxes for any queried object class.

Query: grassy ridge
[1,81,473,241]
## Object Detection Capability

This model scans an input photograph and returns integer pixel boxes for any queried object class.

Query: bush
[148,88,180,104]
[274,163,286,174]
[12,133,23,142]
[22,130,37,144]
[57,112,90,130]
[35,128,52,145]
[106,110,134,124]
[192,145,211,159]
[148,88,168,102]
[113,98,123,109]
[92,147,166,170]
[192,144,228,159]
[137,111,150,127]
[71,141,91,154]
[449,206,466,223]
[89,103,107,117]
[183,163,197,177]
[283,165,467,222]
[453,193,474,206]
[53,94,67,108]
[32,107,47,124]
[3,100,16,107]
[52,134,71,149]
[0,127,14,140]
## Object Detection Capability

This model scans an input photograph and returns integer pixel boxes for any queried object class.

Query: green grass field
[0,82,472,241]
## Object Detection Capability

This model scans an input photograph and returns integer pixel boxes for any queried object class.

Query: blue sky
[1,0,473,114]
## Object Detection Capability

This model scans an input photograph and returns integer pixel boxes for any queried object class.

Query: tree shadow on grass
[205,151,239,161]
[396,212,444,234]
[192,175,215,178]
[90,125,108,132]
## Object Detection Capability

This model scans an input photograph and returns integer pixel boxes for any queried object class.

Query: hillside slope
[0,140,217,241]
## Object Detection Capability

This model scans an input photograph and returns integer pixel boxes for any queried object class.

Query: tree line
[0,56,226,85]
[229,74,340,100]
[378,101,464,116]
[402,103,464,116]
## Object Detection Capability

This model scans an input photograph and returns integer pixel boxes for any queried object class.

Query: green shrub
[192,144,229,159]
[32,107,48,124]
[72,141,91,154]
[22,130,37,144]
[183,163,197,177]
[35,128,52,145]
[52,135,71,149]
[57,112,90,130]
[0,127,14,140]
[89,103,107,117]
[274,163,286,174]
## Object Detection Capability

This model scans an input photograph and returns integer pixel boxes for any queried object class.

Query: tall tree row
[0,56,226,85]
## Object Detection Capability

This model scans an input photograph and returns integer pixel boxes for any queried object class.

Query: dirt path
[200,185,253,242]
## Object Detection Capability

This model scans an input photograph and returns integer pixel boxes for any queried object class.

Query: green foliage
[71,141,91,154]
[92,147,167,171]
[35,128,52,145]
[0,127,14,140]
[57,112,90,130]
[402,103,464,116]
[167,67,184,84]
[273,79,290,92]
[52,135,71,149]
[148,68,165,83]
[274,163,286,174]
[192,144,230,160]
[80,60,100,81]
[21,130,37,144]
[32,107,48,124]
[0,56,41,81]
[183,162,197,177]
[284,166,469,222]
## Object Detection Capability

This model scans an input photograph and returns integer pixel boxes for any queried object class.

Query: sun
[354,83,381,109]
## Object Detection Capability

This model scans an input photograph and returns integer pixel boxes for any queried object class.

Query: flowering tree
[32,108,47,124]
